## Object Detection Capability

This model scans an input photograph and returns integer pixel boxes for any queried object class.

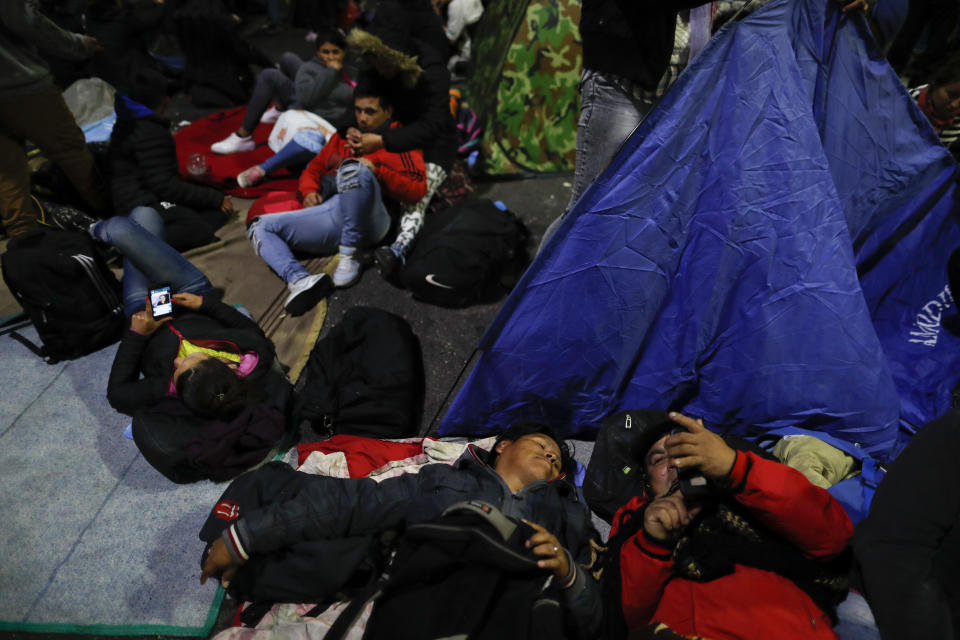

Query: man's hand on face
[200,538,242,587]
[643,491,701,543]
[664,412,736,482]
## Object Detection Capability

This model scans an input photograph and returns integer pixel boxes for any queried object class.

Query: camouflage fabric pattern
[468,0,582,175]
[467,0,528,129]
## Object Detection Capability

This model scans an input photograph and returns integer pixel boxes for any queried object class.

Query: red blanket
[297,435,425,478]
[174,107,300,198]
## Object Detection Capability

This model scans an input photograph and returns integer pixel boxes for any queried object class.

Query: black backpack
[401,198,528,308]
[1,229,124,363]
[293,307,424,438]
[326,501,565,640]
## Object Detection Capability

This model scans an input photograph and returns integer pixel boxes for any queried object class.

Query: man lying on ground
[611,412,853,639]
[200,422,602,638]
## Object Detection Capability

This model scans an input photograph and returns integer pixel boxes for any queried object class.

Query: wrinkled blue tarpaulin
[439,0,960,460]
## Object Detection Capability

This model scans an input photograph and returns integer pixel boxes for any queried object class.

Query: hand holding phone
[130,295,171,335]
[150,285,174,320]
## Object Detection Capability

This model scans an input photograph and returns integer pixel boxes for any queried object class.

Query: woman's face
[317,42,345,68]
[172,352,211,385]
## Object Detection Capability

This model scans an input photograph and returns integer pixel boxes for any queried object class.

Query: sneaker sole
[284,276,334,317]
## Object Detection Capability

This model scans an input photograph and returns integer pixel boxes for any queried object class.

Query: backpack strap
[10,331,49,360]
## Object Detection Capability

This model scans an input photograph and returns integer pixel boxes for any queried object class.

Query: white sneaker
[211,132,255,155]
[332,247,362,288]
[260,105,282,124]
[284,273,333,317]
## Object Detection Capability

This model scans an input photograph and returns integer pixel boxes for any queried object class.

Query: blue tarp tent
[439,0,960,460]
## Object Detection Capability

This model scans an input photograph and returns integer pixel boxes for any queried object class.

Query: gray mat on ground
[0,327,225,635]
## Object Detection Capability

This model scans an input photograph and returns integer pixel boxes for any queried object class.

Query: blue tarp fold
[439,0,960,460]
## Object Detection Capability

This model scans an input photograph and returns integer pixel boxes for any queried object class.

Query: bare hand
[643,491,701,543]
[172,292,203,310]
[522,520,570,580]
[359,157,375,172]
[302,192,323,207]
[221,194,235,214]
[664,413,736,482]
[346,127,362,144]
[200,538,241,587]
[349,133,384,156]
[82,35,102,55]
[130,299,170,335]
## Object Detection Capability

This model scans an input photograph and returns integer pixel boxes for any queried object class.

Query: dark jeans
[241,52,303,133]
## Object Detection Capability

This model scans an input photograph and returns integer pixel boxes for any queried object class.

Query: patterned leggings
[390,162,447,257]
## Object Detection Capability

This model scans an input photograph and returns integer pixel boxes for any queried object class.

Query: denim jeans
[90,206,214,316]
[540,70,653,250]
[248,160,391,284]
[241,52,302,133]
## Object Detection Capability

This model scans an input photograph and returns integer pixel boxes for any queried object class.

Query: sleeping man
[611,412,853,639]
[199,422,602,638]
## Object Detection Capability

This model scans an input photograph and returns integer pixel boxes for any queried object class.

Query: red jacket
[615,451,853,640]
[298,121,426,205]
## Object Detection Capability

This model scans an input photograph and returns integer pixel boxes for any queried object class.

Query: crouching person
[199,423,602,638]
[247,78,426,317]
[609,413,853,639]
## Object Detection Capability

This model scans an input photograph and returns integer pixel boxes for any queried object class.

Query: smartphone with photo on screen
[150,284,174,320]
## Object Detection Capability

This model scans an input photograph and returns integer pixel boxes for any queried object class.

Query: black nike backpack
[1,229,125,363]
[400,198,528,308]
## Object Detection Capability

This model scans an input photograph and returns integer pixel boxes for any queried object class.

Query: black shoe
[374,246,402,283]
[284,273,334,317]
[35,197,98,234]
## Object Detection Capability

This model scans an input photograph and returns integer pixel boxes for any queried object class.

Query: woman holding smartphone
[90,205,277,420]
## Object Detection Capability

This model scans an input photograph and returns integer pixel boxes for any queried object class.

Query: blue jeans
[248,160,391,284]
[540,70,653,250]
[90,206,214,316]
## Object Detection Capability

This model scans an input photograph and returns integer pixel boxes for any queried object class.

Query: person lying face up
[199,422,603,638]
[614,412,854,640]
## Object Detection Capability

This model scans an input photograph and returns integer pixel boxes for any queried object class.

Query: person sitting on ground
[84,0,170,95]
[609,412,853,639]
[174,0,275,108]
[91,205,276,421]
[343,19,457,281]
[854,408,960,639]
[247,78,426,316]
[909,51,960,160]
[110,67,234,252]
[211,27,354,162]
[200,422,602,638]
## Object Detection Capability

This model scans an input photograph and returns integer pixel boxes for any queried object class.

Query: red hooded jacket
[615,450,853,640]
[298,121,426,205]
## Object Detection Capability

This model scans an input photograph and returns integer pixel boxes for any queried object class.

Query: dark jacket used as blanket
[202,446,603,638]
[109,94,225,215]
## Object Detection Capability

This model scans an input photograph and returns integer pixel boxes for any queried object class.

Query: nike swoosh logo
[425,274,455,289]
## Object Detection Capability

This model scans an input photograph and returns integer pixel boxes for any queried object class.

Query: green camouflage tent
[466,0,581,175]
